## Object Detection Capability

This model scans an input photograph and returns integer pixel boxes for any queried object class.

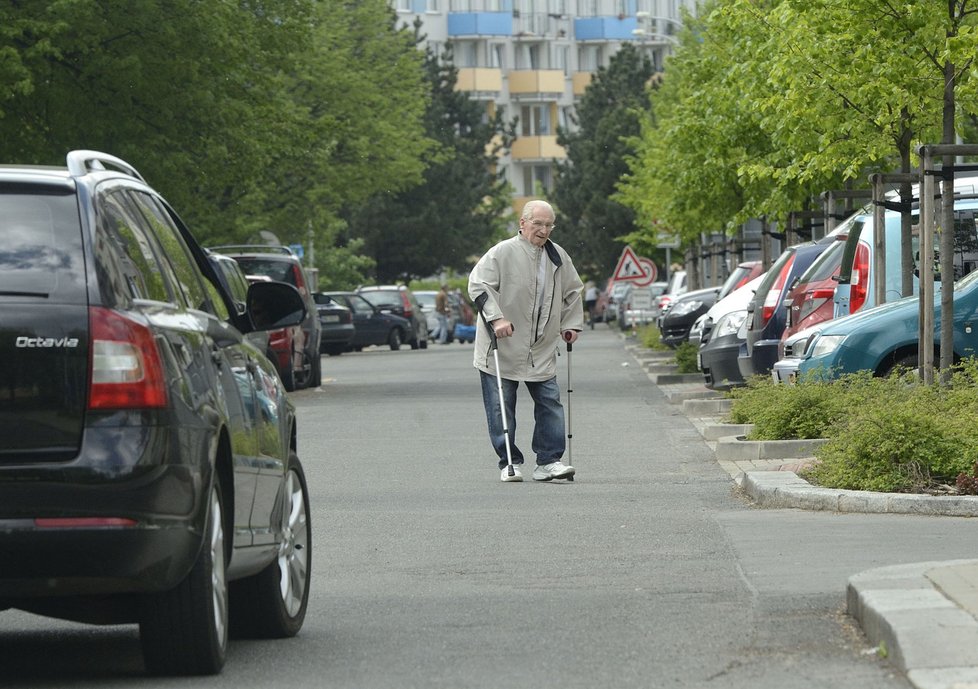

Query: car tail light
[760,257,795,328]
[88,307,167,410]
[400,292,414,318]
[849,243,870,313]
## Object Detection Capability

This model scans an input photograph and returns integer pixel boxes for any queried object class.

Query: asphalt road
[3,326,978,688]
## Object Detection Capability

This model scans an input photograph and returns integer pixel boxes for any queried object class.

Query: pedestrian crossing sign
[611,246,657,285]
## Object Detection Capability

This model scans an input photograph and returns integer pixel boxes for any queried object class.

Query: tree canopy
[0,0,433,265]
[550,43,655,280]
[618,0,978,250]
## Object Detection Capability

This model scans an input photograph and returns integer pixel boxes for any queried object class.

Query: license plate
[322,315,340,323]
[696,353,702,370]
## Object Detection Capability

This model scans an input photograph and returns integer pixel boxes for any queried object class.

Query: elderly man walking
[468,200,584,482]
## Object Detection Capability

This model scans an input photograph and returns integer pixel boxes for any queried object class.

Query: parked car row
[690,175,978,389]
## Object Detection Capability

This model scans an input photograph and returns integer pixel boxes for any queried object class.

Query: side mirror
[247,281,306,331]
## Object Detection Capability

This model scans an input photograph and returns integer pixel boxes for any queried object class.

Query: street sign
[611,246,657,285]
[612,246,649,282]
[632,258,659,286]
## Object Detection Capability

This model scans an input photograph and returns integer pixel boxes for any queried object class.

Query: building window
[520,105,552,136]
[578,45,600,71]
[577,0,597,16]
[523,165,553,195]
[456,41,478,67]
[490,43,505,68]
[554,45,568,74]
[426,0,440,11]
[396,0,411,11]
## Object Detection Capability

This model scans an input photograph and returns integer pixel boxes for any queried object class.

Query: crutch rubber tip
[507,466,515,476]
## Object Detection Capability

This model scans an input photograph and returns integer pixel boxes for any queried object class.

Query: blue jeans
[434,313,449,344]
[479,371,565,470]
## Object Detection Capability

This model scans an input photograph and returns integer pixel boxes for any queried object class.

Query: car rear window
[234,257,296,286]
[797,238,846,283]
[360,290,400,307]
[0,191,86,301]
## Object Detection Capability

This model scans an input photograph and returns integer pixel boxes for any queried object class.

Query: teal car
[795,268,978,378]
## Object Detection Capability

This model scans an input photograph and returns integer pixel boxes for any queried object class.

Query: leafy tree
[618,5,776,253]
[344,39,515,283]
[551,43,655,280]
[0,0,316,233]
[0,0,434,269]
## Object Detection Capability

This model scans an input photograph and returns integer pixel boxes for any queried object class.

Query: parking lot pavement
[625,341,978,689]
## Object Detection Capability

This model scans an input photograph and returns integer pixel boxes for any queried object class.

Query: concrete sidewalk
[626,342,978,689]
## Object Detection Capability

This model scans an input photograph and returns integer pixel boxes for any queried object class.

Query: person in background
[584,282,599,329]
[468,199,584,483]
[434,284,451,344]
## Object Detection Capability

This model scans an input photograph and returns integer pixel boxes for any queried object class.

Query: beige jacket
[468,232,584,381]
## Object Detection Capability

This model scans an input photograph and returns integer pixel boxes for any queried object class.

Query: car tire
[309,352,322,388]
[880,352,919,378]
[388,329,402,351]
[279,351,296,392]
[419,338,428,349]
[140,481,228,676]
[229,452,311,639]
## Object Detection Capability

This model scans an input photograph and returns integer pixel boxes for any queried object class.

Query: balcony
[574,15,638,41]
[447,12,512,36]
[508,70,565,97]
[456,68,503,95]
[572,72,593,96]
[511,136,565,161]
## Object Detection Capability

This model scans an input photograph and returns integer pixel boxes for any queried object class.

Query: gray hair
[521,199,554,221]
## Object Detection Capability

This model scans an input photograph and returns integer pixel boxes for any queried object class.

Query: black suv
[210,245,322,391]
[0,151,312,675]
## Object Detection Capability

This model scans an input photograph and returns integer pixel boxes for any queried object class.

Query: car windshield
[415,292,436,308]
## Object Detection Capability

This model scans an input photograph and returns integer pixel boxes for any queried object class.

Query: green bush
[674,341,699,373]
[728,362,978,492]
[636,325,670,351]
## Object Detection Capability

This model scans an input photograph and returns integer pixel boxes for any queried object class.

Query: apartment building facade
[391,0,694,215]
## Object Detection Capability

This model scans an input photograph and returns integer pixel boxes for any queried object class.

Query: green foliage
[618,0,978,250]
[551,43,656,279]
[636,325,670,350]
[345,38,515,282]
[0,0,434,278]
[673,341,699,374]
[729,365,978,492]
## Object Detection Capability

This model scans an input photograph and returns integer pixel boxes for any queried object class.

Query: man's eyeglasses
[529,220,556,230]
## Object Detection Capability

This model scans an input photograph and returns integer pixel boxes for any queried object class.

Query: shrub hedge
[726,363,978,493]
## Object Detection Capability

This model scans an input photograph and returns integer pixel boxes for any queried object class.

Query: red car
[778,235,848,356]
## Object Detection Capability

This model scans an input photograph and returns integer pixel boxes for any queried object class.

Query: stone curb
[847,560,978,689]
[700,423,753,441]
[736,471,978,516]
[647,372,704,385]
[682,398,733,415]
[659,384,721,404]
[715,435,829,461]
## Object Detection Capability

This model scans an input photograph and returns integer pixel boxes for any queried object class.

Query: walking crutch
[479,310,516,479]
[565,337,575,481]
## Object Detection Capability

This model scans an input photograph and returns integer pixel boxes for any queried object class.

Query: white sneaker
[532,461,575,481]
[500,465,523,482]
